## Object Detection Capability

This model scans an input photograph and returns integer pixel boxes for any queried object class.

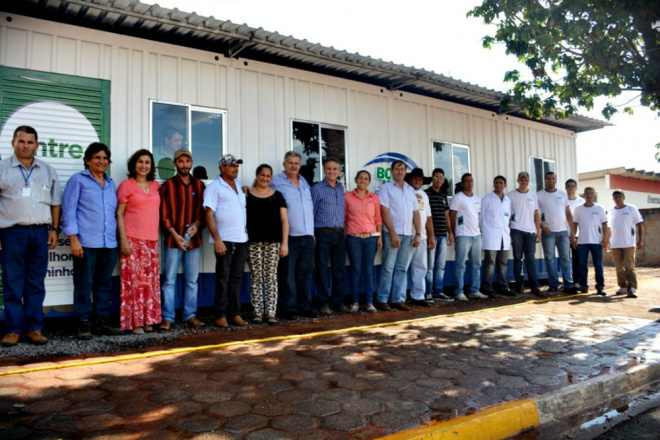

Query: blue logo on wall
[364,152,419,169]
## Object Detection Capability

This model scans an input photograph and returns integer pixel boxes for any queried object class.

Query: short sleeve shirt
[537,189,569,232]
[413,189,432,240]
[607,204,643,249]
[378,180,417,235]
[203,177,248,243]
[116,179,161,241]
[449,192,481,237]
[425,187,449,237]
[573,203,607,245]
[246,190,287,243]
[508,189,539,233]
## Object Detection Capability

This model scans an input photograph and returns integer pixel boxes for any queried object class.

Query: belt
[349,232,380,238]
[317,227,344,233]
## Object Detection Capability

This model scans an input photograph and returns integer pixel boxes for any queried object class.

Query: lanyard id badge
[22,186,32,197]
[20,166,35,197]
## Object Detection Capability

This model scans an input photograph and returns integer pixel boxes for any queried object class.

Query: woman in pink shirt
[344,170,383,313]
[116,149,161,334]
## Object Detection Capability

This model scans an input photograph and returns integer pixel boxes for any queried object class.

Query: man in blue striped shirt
[311,158,347,315]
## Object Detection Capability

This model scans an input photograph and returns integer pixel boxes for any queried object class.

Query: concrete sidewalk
[1,271,659,440]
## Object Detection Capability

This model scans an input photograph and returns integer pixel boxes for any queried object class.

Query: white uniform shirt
[537,189,569,232]
[567,196,585,231]
[378,180,417,235]
[480,191,511,251]
[608,204,643,249]
[413,188,432,240]
[449,191,481,237]
[203,177,248,243]
[508,189,539,233]
[573,203,607,245]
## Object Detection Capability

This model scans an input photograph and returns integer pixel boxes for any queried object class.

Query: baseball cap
[173,148,192,160]
[219,154,243,166]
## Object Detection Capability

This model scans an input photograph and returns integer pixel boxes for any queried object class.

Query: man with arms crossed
[508,171,542,296]
[0,126,62,347]
[424,168,454,302]
[160,148,206,330]
[537,172,576,294]
[481,175,514,297]
[607,190,644,298]
[376,160,422,311]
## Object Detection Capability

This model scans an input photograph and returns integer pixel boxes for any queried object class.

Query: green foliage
[469,0,660,120]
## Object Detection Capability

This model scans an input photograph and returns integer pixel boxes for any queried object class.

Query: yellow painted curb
[378,399,540,440]
[0,293,590,377]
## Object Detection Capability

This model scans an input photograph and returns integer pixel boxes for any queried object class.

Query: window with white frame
[291,120,347,187]
[529,156,556,192]
[150,100,227,180]
[432,141,470,196]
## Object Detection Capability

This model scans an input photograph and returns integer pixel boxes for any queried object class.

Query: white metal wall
[1,13,579,269]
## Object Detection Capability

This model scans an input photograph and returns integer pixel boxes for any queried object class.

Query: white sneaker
[455,293,469,302]
[627,288,638,298]
[349,303,360,313]
[468,291,488,299]
[615,288,628,295]
[365,304,377,313]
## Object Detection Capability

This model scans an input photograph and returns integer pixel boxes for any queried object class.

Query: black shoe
[94,317,124,335]
[281,312,298,321]
[433,293,454,302]
[300,309,319,318]
[580,286,589,293]
[546,286,559,293]
[565,287,579,295]
[410,299,431,307]
[515,286,525,295]
[499,289,516,297]
[596,288,606,296]
[482,290,497,299]
[77,320,92,341]
[531,288,546,298]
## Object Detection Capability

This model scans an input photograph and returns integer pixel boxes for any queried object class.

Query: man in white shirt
[508,171,542,296]
[376,160,422,311]
[480,176,514,297]
[204,154,249,327]
[406,168,435,306]
[573,187,610,295]
[607,190,644,298]
[449,173,487,301]
[565,179,585,289]
[537,172,576,294]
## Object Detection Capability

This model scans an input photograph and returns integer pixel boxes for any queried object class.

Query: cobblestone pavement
[1,268,659,440]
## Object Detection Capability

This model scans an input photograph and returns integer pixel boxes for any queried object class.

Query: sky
[152,0,660,173]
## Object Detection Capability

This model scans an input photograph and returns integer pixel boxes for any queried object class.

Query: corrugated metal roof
[580,167,660,182]
[1,0,609,133]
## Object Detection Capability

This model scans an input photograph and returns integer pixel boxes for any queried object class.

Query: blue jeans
[346,235,378,304]
[315,229,346,308]
[511,229,539,289]
[73,247,118,322]
[578,244,604,289]
[279,235,315,314]
[214,241,248,318]
[541,230,573,288]
[454,235,482,295]
[0,225,49,334]
[376,232,412,303]
[426,235,447,295]
[161,246,201,322]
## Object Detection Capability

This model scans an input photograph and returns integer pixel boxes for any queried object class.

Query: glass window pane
[191,110,224,181]
[433,141,453,195]
[321,127,346,186]
[453,145,470,193]
[530,157,543,192]
[152,102,187,179]
[292,121,320,186]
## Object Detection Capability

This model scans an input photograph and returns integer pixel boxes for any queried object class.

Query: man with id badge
[0,125,62,347]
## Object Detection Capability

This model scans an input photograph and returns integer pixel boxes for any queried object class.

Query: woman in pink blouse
[116,149,161,334]
[344,170,383,313]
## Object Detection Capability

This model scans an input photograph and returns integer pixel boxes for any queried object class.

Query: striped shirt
[160,174,206,249]
[0,155,62,228]
[311,178,345,228]
[424,187,449,236]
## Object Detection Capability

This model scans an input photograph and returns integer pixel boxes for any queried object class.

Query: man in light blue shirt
[270,151,317,320]
[376,160,421,311]
[311,158,346,315]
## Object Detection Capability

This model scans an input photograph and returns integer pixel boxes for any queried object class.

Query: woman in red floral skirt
[116,149,161,334]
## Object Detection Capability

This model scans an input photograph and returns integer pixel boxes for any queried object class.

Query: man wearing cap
[376,160,422,311]
[537,172,576,294]
[311,157,347,315]
[1,125,62,347]
[508,171,542,296]
[270,151,317,320]
[159,148,206,331]
[204,154,248,327]
[607,190,644,298]
[406,168,435,306]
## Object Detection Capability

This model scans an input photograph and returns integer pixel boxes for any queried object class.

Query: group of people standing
[0,125,646,347]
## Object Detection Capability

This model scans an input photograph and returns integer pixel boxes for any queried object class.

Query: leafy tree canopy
[469,0,660,120]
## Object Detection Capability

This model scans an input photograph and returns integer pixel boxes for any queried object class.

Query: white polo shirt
[608,204,643,249]
[449,191,481,237]
[508,189,539,233]
[203,176,248,243]
[573,203,607,245]
[537,188,569,232]
[480,191,511,251]
[378,180,416,236]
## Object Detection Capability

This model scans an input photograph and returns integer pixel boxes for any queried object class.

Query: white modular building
[0,0,606,314]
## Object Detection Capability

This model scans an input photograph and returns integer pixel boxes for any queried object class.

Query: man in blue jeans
[0,126,62,347]
[159,148,206,331]
[508,171,543,296]
[376,160,421,311]
[537,172,577,295]
[573,187,610,295]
